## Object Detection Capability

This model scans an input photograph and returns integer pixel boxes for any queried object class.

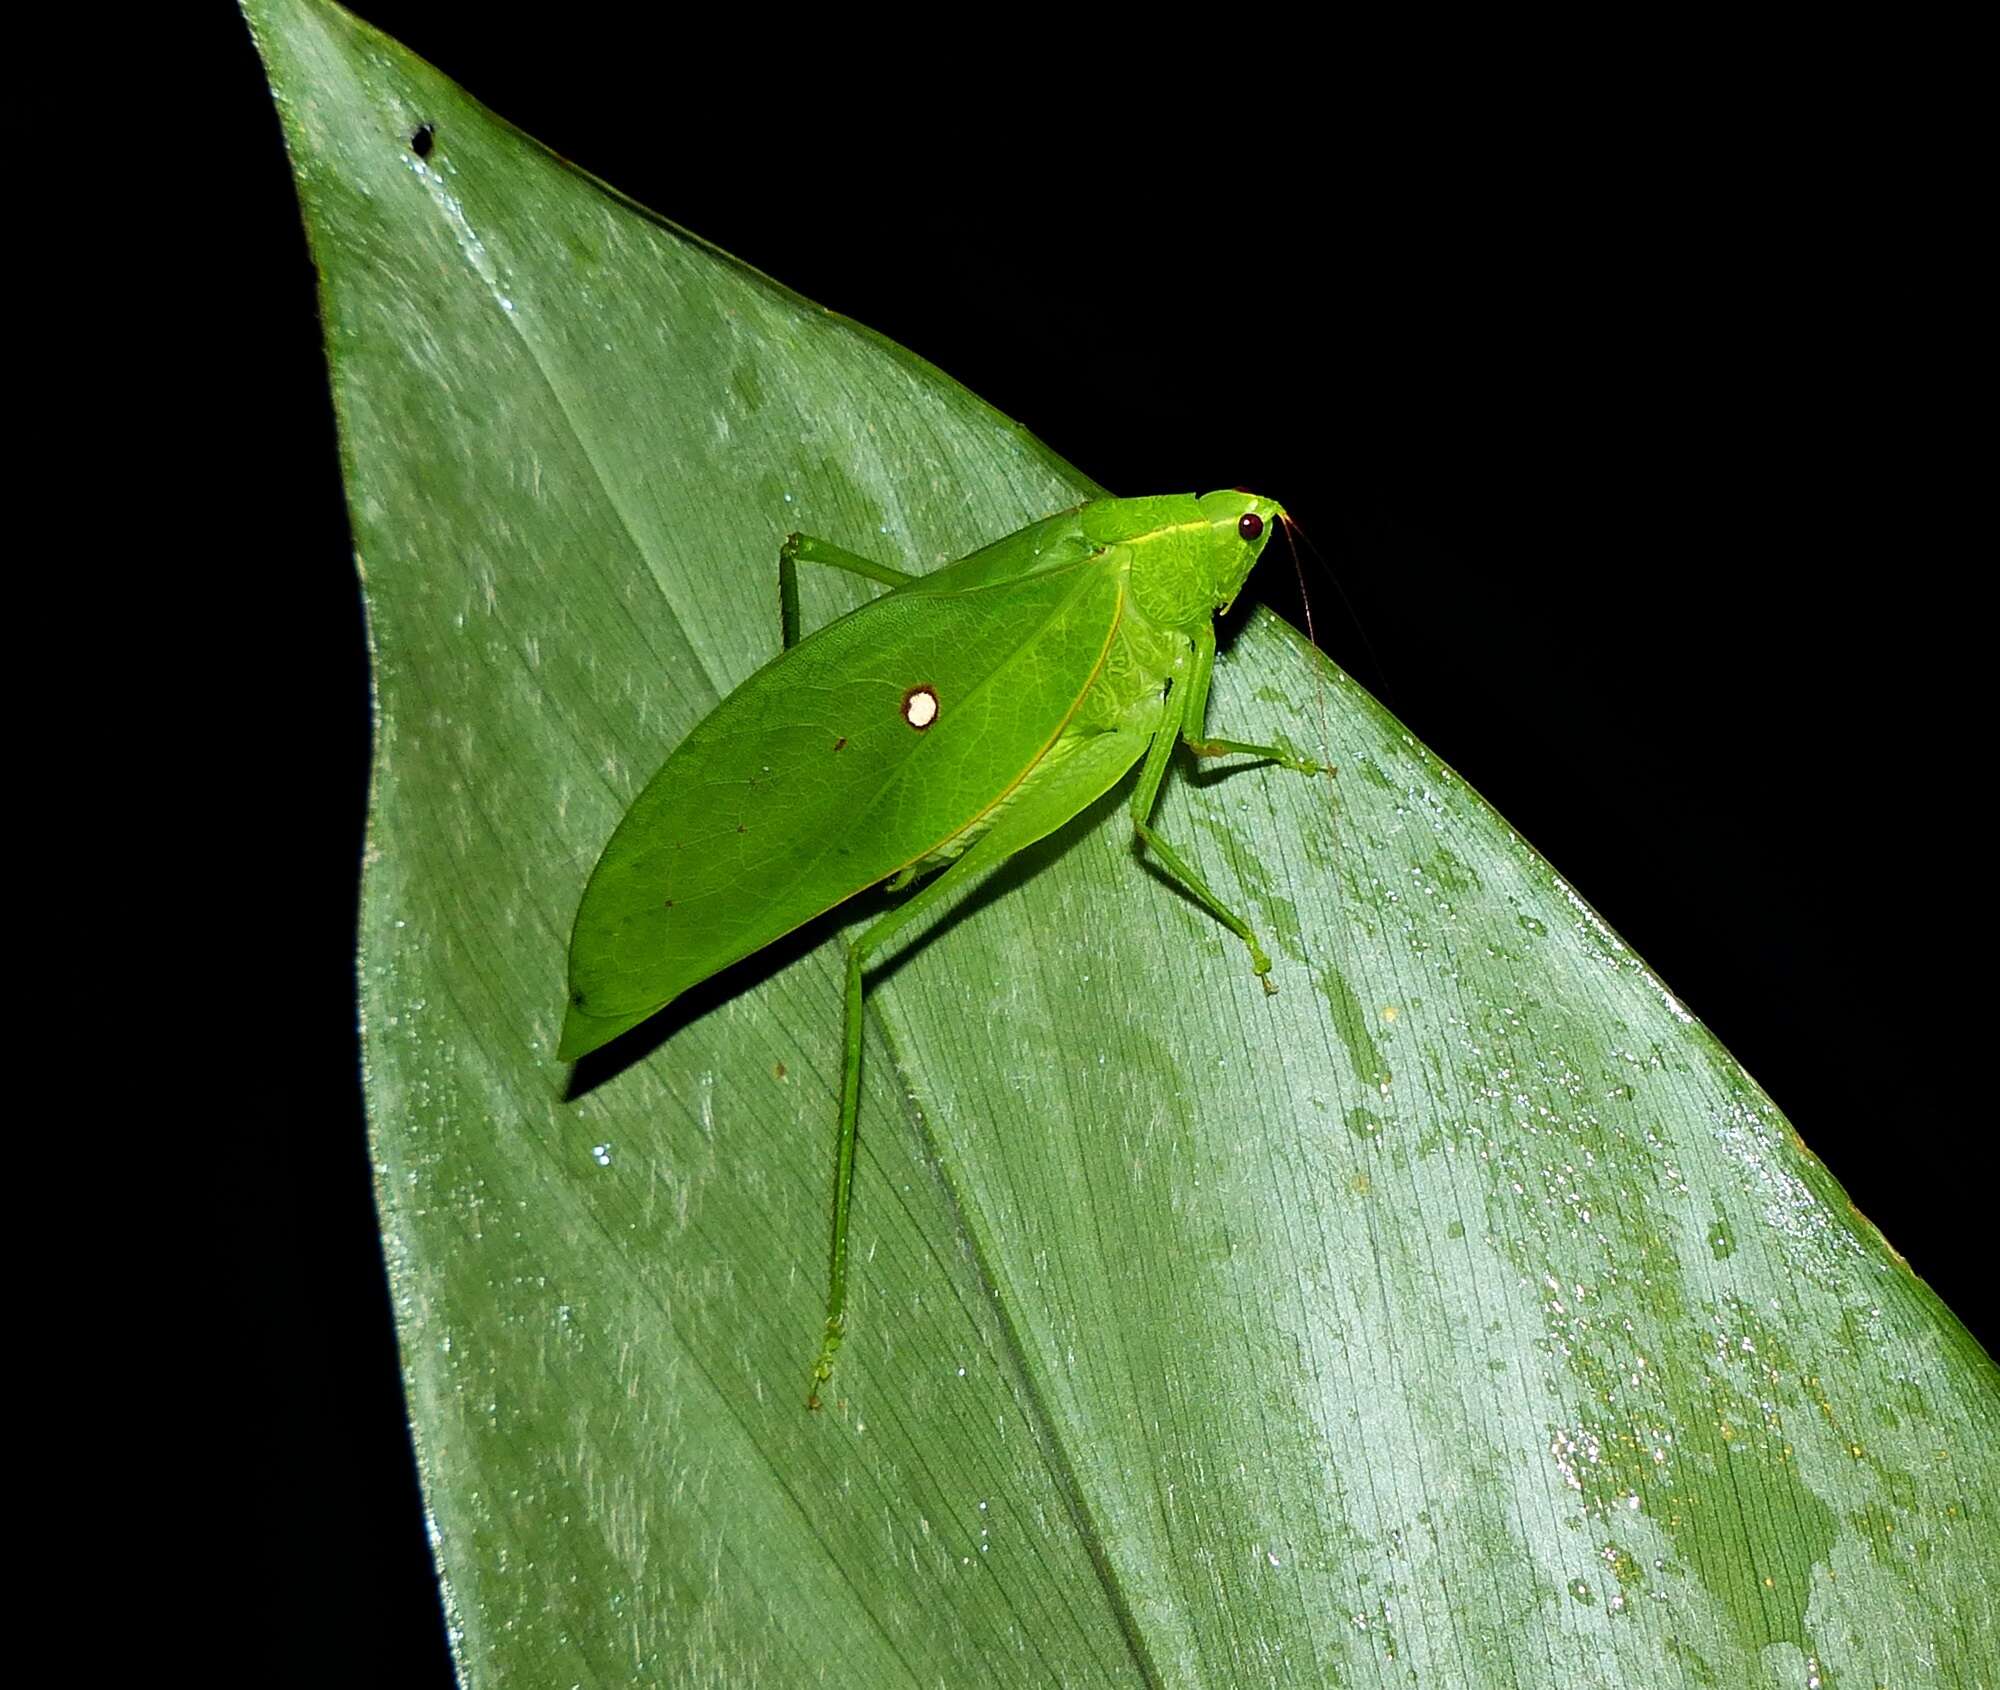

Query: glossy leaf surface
[249,4,1998,1683]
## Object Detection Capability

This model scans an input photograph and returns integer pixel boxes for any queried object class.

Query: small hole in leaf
[410,123,435,158]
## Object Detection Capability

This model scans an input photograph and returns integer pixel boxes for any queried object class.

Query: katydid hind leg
[804,728,1147,1408]
[778,543,801,650]
[806,939,867,1409]
[778,531,917,649]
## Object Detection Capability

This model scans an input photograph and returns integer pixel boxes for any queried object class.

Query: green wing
[560,514,1123,1060]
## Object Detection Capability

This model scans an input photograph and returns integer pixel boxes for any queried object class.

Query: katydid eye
[1238,512,1264,541]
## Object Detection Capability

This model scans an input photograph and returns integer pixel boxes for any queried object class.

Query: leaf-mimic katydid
[559,491,1330,1407]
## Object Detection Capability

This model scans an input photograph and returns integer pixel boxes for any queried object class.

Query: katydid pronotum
[559,490,1330,1406]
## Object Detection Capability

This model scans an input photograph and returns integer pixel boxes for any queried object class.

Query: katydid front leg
[1178,621,1331,776]
[1126,625,1331,993]
[1128,672,1284,992]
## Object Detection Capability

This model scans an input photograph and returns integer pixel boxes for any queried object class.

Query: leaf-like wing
[563,537,1122,1054]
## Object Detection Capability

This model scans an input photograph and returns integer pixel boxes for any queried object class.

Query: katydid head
[1197,488,1288,614]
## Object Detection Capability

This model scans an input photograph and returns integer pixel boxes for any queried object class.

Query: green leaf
[249,4,1998,1684]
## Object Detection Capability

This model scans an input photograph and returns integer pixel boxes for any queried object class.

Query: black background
[216,7,1985,1680]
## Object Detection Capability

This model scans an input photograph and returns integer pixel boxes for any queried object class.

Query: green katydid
[558,490,1329,1407]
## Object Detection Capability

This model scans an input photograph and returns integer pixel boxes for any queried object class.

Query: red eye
[1238,513,1264,541]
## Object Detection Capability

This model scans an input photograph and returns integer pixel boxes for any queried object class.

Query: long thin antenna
[1281,513,1401,718]
[1279,513,1340,815]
